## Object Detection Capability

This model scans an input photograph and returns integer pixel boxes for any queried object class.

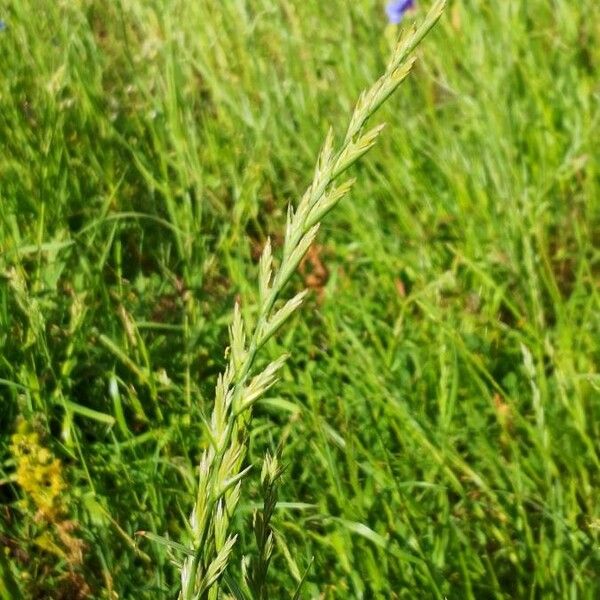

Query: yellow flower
[10,418,66,520]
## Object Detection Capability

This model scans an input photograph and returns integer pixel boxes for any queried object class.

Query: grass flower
[386,0,415,24]
[171,1,447,598]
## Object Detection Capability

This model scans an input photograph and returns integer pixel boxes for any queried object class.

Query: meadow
[1,0,599,598]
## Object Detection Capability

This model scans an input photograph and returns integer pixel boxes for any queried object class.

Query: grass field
[1,0,599,598]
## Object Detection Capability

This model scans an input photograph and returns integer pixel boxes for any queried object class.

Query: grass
[1,0,599,598]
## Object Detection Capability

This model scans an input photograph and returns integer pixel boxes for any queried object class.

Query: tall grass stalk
[176,2,446,597]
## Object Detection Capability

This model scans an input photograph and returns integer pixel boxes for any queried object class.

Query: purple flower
[386,0,415,24]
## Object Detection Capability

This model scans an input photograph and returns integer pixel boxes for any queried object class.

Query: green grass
[1,0,599,598]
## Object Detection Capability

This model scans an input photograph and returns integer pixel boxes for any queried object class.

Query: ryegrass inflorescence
[174,2,446,598]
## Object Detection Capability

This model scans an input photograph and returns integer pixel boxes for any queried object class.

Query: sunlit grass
[1,0,599,598]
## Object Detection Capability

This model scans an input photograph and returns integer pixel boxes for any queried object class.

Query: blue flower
[386,0,415,24]
[0,20,6,32]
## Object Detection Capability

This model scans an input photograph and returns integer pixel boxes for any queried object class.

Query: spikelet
[171,3,447,598]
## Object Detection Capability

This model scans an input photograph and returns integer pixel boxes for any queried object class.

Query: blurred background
[1,1,599,598]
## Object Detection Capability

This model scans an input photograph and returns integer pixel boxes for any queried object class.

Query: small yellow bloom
[10,418,66,520]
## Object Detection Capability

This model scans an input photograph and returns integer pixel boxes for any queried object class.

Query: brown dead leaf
[394,278,406,298]
[299,244,329,303]
[493,393,513,436]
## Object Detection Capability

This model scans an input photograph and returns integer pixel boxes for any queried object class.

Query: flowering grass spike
[168,1,447,598]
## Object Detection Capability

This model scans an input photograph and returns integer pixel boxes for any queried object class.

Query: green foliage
[1,0,599,598]
[175,6,445,597]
